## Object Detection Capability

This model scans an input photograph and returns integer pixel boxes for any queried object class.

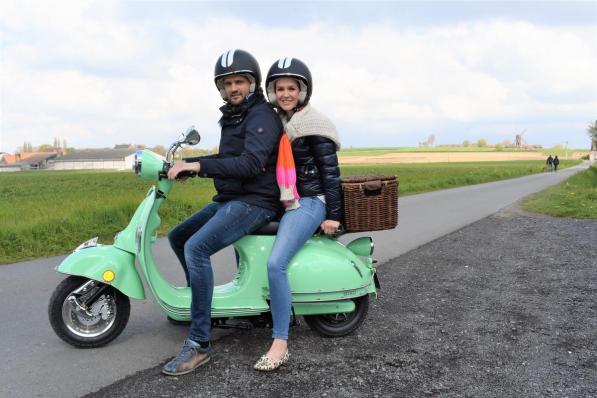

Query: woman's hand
[320,219,341,235]
[167,161,200,180]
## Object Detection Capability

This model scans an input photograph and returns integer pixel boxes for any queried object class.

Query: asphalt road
[86,205,597,398]
[0,162,590,397]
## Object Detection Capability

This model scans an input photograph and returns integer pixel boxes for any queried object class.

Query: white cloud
[1,3,595,152]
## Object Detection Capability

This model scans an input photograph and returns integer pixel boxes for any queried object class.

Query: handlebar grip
[177,170,197,179]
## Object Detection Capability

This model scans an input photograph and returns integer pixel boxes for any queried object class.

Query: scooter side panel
[56,245,145,300]
[292,300,356,315]
[287,236,377,302]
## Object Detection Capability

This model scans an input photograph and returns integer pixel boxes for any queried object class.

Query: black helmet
[214,49,262,100]
[265,57,312,107]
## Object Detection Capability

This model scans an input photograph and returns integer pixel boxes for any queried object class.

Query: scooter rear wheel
[303,295,369,337]
[48,276,130,348]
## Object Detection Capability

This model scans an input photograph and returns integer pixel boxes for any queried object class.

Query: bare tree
[588,120,597,151]
[22,141,33,152]
[37,144,53,152]
[151,145,167,156]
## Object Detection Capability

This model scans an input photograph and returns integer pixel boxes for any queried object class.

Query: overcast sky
[1,0,595,152]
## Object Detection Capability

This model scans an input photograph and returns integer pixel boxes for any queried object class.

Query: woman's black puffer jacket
[291,135,342,222]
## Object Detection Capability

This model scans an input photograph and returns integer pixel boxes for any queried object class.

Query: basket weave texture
[341,175,399,232]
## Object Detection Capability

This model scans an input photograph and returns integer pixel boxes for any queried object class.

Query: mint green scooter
[48,128,379,348]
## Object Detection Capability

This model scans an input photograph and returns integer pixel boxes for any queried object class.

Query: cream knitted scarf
[280,104,341,150]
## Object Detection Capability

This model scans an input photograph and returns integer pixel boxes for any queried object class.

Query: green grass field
[0,159,580,264]
[522,165,597,218]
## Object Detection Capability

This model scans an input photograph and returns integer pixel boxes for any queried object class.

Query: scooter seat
[251,221,279,235]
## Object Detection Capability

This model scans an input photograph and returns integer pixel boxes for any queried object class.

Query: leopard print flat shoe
[253,351,289,371]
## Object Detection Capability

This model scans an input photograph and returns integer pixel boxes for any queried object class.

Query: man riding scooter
[162,49,283,376]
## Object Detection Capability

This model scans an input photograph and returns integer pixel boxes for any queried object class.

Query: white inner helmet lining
[267,77,308,106]
[216,73,256,101]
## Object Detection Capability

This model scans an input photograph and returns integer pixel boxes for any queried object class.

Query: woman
[254,58,342,371]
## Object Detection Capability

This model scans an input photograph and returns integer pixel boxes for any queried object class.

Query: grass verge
[522,164,597,218]
[0,160,580,264]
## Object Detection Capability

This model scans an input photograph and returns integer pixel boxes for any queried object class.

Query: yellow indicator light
[102,270,115,282]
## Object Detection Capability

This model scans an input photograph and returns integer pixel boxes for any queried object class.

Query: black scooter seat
[250,221,279,235]
[250,221,345,237]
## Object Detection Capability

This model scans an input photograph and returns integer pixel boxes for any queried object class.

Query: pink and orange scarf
[276,134,300,210]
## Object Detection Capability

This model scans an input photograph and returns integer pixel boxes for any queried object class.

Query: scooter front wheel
[48,276,130,348]
[303,295,369,337]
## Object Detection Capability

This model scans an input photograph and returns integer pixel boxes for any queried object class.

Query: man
[546,155,554,172]
[162,49,282,376]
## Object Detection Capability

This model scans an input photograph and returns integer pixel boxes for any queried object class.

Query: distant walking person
[546,155,553,172]
[553,155,560,172]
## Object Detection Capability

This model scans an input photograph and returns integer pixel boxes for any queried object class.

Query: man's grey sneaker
[162,339,211,376]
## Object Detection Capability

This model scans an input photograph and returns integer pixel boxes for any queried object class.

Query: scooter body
[50,131,378,348]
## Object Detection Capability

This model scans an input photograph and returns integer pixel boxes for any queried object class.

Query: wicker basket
[341,175,398,232]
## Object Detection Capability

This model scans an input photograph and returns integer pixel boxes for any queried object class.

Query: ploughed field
[0,160,580,264]
[338,146,589,162]
[341,151,569,164]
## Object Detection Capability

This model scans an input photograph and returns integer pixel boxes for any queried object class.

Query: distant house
[50,149,137,170]
[114,144,135,150]
[0,165,22,172]
[0,152,58,172]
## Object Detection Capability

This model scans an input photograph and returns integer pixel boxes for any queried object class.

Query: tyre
[48,276,130,348]
[303,295,369,337]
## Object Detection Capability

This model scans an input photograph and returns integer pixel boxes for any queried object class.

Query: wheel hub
[62,290,117,338]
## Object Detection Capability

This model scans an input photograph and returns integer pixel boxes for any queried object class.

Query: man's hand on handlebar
[167,161,200,180]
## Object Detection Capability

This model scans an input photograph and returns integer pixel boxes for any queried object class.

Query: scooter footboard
[56,245,145,299]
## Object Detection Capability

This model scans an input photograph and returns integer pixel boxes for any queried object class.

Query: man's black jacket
[188,92,283,213]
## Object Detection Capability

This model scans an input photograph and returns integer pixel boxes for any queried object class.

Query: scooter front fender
[56,245,145,300]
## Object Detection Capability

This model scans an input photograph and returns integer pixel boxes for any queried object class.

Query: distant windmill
[514,128,528,148]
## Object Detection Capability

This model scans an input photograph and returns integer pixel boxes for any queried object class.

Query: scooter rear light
[346,237,374,256]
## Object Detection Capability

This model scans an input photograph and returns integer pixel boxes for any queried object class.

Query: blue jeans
[267,196,326,340]
[168,200,275,343]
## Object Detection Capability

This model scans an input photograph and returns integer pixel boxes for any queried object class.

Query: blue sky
[1,0,595,152]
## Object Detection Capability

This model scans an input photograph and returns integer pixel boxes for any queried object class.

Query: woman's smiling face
[274,78,300,112]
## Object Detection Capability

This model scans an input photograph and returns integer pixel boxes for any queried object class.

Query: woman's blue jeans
[268,196,326,340]
[168,200,275,343]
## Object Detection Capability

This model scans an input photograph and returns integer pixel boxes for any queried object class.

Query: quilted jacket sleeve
[308,136,342,221]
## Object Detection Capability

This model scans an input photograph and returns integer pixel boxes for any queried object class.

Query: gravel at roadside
[86,206,597,398]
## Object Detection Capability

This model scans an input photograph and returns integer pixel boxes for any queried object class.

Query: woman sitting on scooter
[253,58,342,371]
